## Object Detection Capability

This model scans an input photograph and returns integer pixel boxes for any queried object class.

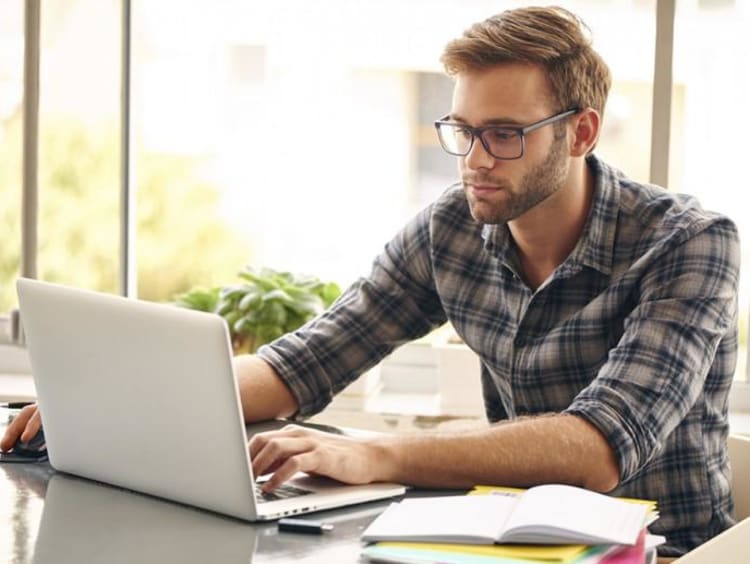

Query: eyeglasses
[434,108,579,160]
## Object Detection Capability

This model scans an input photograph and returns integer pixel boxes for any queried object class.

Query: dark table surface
[0,407,454,563]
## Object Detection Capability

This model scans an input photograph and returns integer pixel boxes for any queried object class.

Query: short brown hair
[441,6,611,118]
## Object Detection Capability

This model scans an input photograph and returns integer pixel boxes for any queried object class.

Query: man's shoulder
[597,159,737,241]
[620,180,722,232]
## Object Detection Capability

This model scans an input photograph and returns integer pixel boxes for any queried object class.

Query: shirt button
[514,336,526,347]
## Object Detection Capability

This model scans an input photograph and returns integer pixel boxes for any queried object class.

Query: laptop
[16,277,406,521]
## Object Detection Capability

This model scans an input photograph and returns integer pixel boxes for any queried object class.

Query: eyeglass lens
[438,125,523,159]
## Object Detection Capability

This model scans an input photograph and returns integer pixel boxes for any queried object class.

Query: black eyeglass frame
[434,107,580,160]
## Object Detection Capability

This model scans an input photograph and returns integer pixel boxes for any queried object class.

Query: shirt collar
[571,154,618,276]
[480,154,619,277]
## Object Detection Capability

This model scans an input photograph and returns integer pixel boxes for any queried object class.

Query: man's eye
[487,129,517,142]
[455,127,473,140]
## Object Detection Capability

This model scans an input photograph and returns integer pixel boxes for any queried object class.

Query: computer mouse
[14,427,46,454]
[0,427,48,462]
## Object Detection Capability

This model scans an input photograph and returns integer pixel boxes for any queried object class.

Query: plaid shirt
[258,154,740,555]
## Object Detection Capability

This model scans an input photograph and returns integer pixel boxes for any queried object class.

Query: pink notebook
[600,528,647,564]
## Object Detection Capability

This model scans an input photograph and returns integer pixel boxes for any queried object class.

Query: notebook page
[361,495,519,544]
[502,484,647,545]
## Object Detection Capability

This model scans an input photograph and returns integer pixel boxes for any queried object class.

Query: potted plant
[175,266,341,354]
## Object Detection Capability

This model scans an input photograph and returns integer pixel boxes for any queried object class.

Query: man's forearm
[369,414,620,493]
[234,355,299,422]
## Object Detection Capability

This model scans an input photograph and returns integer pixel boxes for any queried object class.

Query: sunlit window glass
[674,0,750,380]
[36,0,121,294]
[0,0,24,311]
[129,0,657,305]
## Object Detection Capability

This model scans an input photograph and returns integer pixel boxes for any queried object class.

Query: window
[0,0,24,311]
[127,0,659,292]
[36,0,121,294]
[2,0,748,390]
[673,0,750,383]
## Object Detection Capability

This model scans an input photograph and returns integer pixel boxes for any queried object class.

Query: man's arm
[248,412,620,493]
[234,355,299,422]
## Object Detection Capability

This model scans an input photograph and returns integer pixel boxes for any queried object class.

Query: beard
[462,135,569,224]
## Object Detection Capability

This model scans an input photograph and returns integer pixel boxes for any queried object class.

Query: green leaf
[267,301,288,326]
[286,293,324,317]
[223,310,241,329]
[238,267,280,291]
[220,284,253,301]
[233,317,252,336]
[318,282,341,306]
[238,290,262,312]
[260,288,295,305]
[173,286,220,312]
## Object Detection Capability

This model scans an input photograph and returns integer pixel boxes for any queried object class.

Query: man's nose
[463,137,495,170]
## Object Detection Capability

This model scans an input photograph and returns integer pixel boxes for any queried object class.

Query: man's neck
[508,159,594,290]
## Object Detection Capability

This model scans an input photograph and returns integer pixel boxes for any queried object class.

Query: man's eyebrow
[448,113,523,126]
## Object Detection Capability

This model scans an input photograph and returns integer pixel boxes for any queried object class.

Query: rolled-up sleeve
[566,217,740,483]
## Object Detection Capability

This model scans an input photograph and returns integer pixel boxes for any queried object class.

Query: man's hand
[0,404,42,452]
[248,425,386,492]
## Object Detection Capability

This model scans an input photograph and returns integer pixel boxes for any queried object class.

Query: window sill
[729,381,750,412]
[0,343,31,374]
[729,411,750,436]
[0,343,34,403]
[0,372,35,403]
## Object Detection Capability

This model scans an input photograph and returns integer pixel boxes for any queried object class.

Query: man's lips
[467,183,504,195]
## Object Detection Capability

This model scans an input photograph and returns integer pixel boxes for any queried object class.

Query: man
[2,6,739,556]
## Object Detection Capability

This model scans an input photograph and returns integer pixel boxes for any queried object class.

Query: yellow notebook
[372,540,589,562]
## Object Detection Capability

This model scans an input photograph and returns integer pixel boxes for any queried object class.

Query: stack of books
[360,484,662,563]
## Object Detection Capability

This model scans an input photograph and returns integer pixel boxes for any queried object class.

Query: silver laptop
[16,277,406,521]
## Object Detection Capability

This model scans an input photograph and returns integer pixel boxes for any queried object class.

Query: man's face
[450,64,571,224]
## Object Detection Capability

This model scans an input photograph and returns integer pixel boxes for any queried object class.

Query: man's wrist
[364,435,402,484]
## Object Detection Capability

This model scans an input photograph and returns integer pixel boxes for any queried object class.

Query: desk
[0,409,700,564]
[0,461,684,564]
[0,404,411,564]
[1,459,406,563]
[2,405,464,564]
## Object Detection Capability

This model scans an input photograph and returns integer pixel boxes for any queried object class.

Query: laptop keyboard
[254,482,313,503]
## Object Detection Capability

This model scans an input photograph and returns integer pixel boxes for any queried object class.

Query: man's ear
[569,108,601,157]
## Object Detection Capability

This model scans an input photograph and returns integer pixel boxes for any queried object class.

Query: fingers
[0,431,11,452]
[261,452,318,492]
[250,434,314,478]
[21,408,42,443]
[248,424,313,463]
[248,426,328,490]
[1,404,42,452]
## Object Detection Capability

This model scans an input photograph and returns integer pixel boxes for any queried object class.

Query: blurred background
[0,0,747,376]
